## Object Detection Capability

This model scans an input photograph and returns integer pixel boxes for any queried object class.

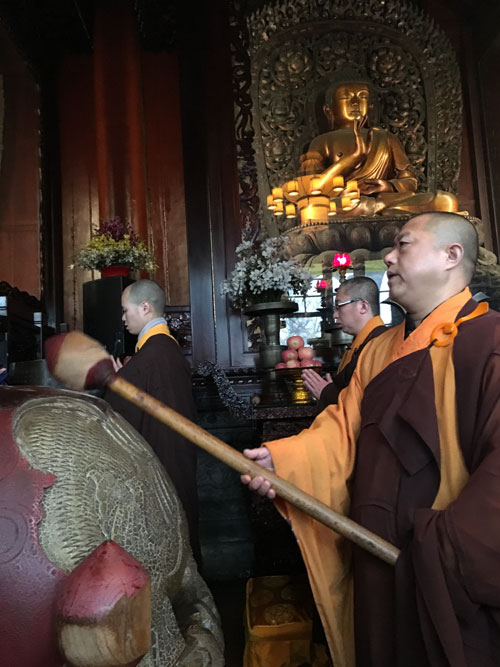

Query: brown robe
[352,300,500,666]
[266,290,500,667]
[105,333,200,563]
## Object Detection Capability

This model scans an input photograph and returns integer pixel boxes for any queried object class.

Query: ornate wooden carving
[231,0,463,239]
[230,0,262,241]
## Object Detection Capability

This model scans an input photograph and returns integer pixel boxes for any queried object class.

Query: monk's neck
[406,287,468,328]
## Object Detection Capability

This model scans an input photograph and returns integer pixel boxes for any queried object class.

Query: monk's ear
[323,104,334,129]
[445,242,464,270]
[358,299,369,314]
[141,300,152,314]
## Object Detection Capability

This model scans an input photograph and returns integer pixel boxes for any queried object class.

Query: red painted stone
[58,541,150,619]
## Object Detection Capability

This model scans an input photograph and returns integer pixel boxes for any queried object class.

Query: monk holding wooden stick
[241,212,500,667]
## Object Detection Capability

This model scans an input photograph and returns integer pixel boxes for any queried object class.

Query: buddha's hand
[241,447,276,499]
[352,116,372,161]
[359,178,395,195]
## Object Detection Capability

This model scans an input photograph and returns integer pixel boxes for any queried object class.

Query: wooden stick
[108,374,399,566]
[45,332,399,565]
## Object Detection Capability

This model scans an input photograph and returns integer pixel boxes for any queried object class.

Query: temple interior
[1,0,500,665]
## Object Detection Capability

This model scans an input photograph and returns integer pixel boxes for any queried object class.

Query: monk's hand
[359,178,394,194]
[111,356,123,372]
[241,447,276,499]
[302,370,332,400]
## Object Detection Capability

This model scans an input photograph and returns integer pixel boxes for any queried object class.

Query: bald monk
[242,211,500,667]
[302,277,385,411]
[105,279,200,563]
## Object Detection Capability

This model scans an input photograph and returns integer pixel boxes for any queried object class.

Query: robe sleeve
[317,381,341,412]
[266,362,363,513]
[264,363,366,667]
[105,358,146,433]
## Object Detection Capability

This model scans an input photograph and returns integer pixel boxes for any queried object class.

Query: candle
[328,200,337,216]
[267,194,276,210]
[286,180,299,196]
[310,178,322,195]
[349,189,360,205]
[272,187,283,202]
[341,196,353,210]
[273,201,284,216]
[285,204,296,218]
[332,176,344,193]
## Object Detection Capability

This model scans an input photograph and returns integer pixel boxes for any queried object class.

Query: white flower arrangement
[221,235,312,308]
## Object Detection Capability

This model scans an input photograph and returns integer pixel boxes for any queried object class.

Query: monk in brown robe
[302,276,386,410]
[105,279,200,563]
[242,212,500,667]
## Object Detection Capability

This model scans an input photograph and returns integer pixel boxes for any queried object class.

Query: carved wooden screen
[231,0,463,240]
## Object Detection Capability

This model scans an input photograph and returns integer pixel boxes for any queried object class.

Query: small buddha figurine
[300,76,458,216]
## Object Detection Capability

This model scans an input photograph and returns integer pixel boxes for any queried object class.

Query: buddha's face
[330,82,370,124]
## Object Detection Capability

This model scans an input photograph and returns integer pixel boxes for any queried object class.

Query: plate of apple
[274,335,322,374]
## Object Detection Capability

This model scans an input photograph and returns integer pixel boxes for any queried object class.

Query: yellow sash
[135,323,177,351]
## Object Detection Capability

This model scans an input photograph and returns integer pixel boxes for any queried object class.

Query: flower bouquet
[74,217,157,273]
[220,235,311,308]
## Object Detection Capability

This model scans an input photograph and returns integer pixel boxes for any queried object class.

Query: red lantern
[332,253,351,268]
[315,279,328,291]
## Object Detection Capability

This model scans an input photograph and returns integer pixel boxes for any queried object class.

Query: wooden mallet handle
[46,332,399,566]
[108,373,399,566]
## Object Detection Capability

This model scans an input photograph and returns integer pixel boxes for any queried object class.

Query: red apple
[287,335,304,350]
[299,359,314,368]
[285,359,300,368]
[282,349,298,362]
[311,359,322,367]
[297,346,314,360]
[274,362,286,369]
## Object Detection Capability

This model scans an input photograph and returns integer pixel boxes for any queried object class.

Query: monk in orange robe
[242,212,500,667]
[302,276,386,410]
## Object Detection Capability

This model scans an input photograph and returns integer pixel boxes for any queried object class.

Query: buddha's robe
[317,315,386,411]
[266,289,500,667]
[305,128,457,214]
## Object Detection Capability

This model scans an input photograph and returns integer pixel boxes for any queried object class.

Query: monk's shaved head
[124,279,166,316]
[409,212,478,282]
[336,277,380,316]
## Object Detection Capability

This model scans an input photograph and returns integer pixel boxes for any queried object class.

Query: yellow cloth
[337,315,385,372]
[243,575,314,667]
[135,322,176,351]
[266,288,481,667]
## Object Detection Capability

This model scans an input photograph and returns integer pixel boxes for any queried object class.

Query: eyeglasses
[333,298,362,311]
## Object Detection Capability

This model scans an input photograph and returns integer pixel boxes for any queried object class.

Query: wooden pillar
[93,0,147,239]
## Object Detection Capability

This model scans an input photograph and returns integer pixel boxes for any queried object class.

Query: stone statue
[0,386,224,667]
[300,75,459,216]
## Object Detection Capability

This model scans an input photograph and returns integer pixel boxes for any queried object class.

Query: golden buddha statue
[299,78,458,216]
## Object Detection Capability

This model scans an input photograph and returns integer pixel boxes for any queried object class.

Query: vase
[251,289,284,304]
[100,265,131,279]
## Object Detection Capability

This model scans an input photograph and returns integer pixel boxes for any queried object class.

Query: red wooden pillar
[93,0,147,239]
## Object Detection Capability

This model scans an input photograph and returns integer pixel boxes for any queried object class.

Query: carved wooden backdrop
[231,0,463,241]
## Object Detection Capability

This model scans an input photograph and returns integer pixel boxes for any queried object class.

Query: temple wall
[0,23,40,298]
